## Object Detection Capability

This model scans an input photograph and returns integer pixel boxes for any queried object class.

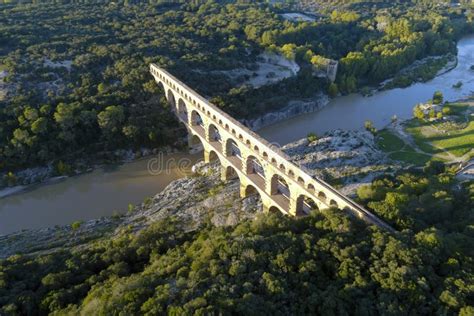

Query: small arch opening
[318,191,327,202]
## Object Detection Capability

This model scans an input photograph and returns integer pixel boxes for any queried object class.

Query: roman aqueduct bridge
[150,64,394,232]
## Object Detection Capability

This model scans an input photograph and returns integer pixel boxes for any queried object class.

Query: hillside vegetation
[0,163,473,315]
[0,0,473,174]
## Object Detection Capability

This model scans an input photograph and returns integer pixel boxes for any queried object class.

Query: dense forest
[0,163,473,315]
[0,0,473,175]
[0,2,473,314]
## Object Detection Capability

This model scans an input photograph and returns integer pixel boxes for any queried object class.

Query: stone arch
[263,152,269,160]
[279,164,286,172]
[296,195,319,216]
[156,80,165,94]
[167,89,176,111]
[246,139,251,146]
[208,124,221,143]
[225,138,241,157]
[189,134,204,153]
[307,183,315,192]
[225,165,239,181]
[271,174,290,198]
[269,205,283,214]
[177,98,188,122]
[271,158,277,165]
[288,170,295,178]
[254,145,259,152]
[297,176,305,185]
[329,199,338,208]
[246,155,265,178]
[191,110,203,127]
[244,185,263,212]
[318,191,327,202]
[209,150,220,163]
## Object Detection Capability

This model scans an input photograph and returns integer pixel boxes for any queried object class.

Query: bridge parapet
[150,64,394,232]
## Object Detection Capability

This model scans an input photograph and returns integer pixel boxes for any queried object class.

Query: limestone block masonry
[150,64,395,232]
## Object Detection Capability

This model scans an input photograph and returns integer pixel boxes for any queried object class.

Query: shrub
[71,221,83,230]
[307,132,318,142]
[364,120,376,134]
[433,90,443,104]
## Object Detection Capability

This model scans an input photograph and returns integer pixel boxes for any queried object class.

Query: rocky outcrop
[243,95,330,130]
[283,129,400,195]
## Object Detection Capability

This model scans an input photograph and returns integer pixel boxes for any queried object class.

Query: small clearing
[212,53,300,88]
[280,13,316,22]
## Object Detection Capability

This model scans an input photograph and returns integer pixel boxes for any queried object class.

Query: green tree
[413,104,425,120]
[433,91,443,104]
[97,106,125,135]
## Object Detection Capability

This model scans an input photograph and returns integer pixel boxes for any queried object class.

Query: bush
[71,221,83,230]
[413,104,425,120]
[307,132,318,142]
[364,120,376,134]
[56,161,72,175]
[433,91,443,104]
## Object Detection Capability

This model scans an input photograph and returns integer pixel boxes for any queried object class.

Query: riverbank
[379,53,457,91]
[376,98,474,166]
[0,145,182,199]
[243,94,330,131]
[0,162,259,258]
[0,126,400,251]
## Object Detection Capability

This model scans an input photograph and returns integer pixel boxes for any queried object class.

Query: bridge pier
[203,149,211,164]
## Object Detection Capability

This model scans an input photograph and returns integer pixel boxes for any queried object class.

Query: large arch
[225,138,241,157]
[177,98,188,122]
[156,80,165,94]
[246,155,265,178]
[244,184,263,213]
[167,89,176,112]
[209,150,220,163]
[225,165,239,181]
[270,174,290,198]
[269,205,283,215]
[296,195,319,216]
[189,134,204,153]
[208,124,222,143]
[191,110,204,127]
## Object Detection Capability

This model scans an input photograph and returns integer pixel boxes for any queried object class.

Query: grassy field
[405,102,473,158]
[388,151,432,165]
[376,130,434,165]
[376,130,405,152]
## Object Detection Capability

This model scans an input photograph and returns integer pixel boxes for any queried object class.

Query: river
[260,35,474,144]
[0,153,200,234]
[1,35,473,235]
